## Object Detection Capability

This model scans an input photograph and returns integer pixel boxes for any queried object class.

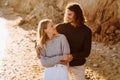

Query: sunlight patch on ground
[0,17,8,74]
[0,18,8,52]
[86,67,106,80]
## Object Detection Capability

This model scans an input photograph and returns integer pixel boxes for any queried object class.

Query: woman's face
[45,21,56,34]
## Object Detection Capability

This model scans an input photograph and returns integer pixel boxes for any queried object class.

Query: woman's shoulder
[56,34,67,39]
[56,33,65,37]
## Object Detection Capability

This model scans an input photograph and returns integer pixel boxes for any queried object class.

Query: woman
[37,19,72,80]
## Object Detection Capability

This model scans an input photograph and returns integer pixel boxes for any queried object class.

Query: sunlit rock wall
[0,0,120,44]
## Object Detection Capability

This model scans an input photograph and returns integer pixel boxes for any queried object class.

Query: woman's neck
[47,33,56,40]
[47,30,58,40]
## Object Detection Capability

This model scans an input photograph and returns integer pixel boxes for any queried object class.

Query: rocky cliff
[0,0,120,44]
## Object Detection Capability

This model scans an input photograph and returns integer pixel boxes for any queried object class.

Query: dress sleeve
[40,46,63,68]
[60,35,70,55]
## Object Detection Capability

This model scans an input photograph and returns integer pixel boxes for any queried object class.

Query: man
[56,3,92,80]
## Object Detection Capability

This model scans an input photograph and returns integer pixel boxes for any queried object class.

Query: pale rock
[1,0,119,44]
[93,63,99,67]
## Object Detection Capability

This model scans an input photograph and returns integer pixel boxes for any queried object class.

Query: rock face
[88,0,120,45]
[0,0,120,44]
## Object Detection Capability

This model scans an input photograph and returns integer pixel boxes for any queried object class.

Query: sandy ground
[0,7,120,80]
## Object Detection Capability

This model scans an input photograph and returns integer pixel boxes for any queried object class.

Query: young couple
[36,2,92,80]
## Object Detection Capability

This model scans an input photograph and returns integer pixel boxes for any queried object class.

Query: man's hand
[35,45,41,59]
[63,54,73,62]
[60,54,73,64]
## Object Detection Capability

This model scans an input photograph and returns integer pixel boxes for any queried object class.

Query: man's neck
[71,22,77,27]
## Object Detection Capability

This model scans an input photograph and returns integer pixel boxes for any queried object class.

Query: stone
[1,0,119,44]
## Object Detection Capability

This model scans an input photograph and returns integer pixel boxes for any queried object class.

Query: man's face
[64,9,75,23]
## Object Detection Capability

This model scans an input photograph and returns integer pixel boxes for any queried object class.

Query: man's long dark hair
[64,3,86,25]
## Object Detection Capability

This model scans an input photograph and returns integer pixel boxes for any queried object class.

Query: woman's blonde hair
[37,19,52,46]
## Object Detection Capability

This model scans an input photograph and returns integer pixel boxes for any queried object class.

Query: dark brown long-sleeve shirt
[56,23,92,66]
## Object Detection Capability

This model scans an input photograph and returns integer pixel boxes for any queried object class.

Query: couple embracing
[36,2,92,80]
